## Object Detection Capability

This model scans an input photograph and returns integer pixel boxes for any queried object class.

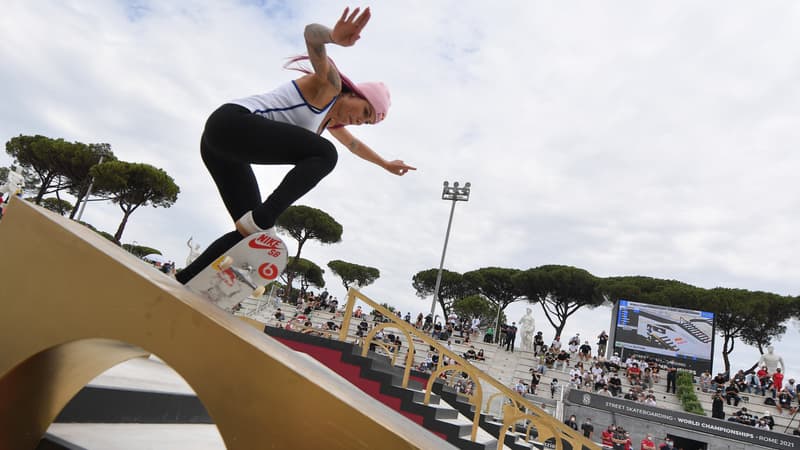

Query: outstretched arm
[328,126,416,176]
[304,7,371,92]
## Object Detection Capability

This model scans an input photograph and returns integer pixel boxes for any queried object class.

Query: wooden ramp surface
[0,198,451,450]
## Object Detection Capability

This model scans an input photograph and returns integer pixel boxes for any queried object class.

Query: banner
[568,390,800,450]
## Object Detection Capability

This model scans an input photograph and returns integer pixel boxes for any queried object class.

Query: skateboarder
[176,7,415,285]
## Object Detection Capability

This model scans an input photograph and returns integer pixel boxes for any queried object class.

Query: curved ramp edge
[0,198,451,450]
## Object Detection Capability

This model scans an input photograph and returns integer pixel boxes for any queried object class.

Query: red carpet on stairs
[274,337,448,441]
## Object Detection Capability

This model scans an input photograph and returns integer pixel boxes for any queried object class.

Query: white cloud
[2,0,799,375]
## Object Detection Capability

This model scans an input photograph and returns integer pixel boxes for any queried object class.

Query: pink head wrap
[285,56,391,124]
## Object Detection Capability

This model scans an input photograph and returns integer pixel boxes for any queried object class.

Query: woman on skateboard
[177,7,415,284]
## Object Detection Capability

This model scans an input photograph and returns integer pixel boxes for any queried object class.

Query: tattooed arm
[304,7,371,92]
[328,126,416,176]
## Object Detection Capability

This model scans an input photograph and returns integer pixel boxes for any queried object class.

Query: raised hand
[330,7,371,47]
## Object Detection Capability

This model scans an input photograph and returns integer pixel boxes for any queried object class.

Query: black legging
[176,103,338,283]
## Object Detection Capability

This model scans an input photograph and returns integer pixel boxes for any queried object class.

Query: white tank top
[230,81,336,134]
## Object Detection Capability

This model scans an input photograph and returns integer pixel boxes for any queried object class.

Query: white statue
[758,346,785,373]
[0,166,24,198]
[519,307,535,351]
[186,237,201,266]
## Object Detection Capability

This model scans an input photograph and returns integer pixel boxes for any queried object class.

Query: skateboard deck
[185,232,288,312]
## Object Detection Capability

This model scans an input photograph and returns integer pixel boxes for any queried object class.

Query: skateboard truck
[218,257,266,298]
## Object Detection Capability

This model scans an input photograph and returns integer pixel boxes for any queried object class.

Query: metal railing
[338,288,599,450]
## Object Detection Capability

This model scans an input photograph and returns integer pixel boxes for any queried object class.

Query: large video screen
[612,299,715,376]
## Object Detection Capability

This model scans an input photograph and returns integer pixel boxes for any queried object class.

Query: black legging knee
[176,103,338,283]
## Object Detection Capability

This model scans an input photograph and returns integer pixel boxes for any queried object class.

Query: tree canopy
[90,161,179,242]
[514,265,604,339]
[411,268,472,316]
[327,259,380,291]
[276,205,342,298]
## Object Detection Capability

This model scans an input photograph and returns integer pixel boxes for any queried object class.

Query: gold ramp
[0,198,449,450]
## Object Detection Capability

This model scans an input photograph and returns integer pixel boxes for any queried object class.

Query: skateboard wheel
[252,286,266,297]
[218,256,233,271]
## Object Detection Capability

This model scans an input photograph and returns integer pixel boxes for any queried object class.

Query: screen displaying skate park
[612,300,715,375]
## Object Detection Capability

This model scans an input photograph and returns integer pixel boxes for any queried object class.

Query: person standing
[711,391,725,419]
[597,330,609,357]
[580,418,594,439]
[176,7,415,285]
[665,363,677,394]
[640,434,656,450]
[505,322,518,352]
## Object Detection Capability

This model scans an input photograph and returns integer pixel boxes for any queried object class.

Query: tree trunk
[113,209,132,243]
[721,335,734,376]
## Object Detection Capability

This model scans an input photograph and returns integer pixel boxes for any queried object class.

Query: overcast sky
[2,1,799,376]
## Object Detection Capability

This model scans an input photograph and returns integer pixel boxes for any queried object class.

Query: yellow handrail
[339,288,599,450]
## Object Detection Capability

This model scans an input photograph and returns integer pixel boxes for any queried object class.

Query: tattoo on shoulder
[327,69,341,91]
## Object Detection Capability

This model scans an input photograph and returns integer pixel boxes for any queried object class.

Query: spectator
[786,378,798,399]
[711,372,728,392]
[555,350,570,371]
[699,371,711,392]
[550,378,559,399]
[761,410,775,430]
[732,370,747,393]
[727,407,755,426]
[772,368,785,398]
[463,346,477,360]
[274,308,285,321]
[476,348,485,361]
[514,379,527,395]
[484,326,494,343]
[579,340,592,362]
[640,433,656,450]
[756,366,771,396]
[711,391,725,419]
[568,333,580,347]
[627,363,642,385]
[550,336,562,352]
[563,414,578,431]
[597,330,608,357]
[598,386,612,396]
[612,426,629,450]
[777,388,795,415]
[601,425,615,448]
[665,363,677,394]
[642,367,654,390]
[529,369,541,394]
[533,331,545,356]
[606,352,621,373]
[725,380,741,406]
[609,374,623,397]
[658,438,675,449]
[568,341,579,364]
[354,305,363,318]
[505,322,518,352]
[580,417,594,439]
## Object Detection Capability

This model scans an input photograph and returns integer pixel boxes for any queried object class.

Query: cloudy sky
[2,0,799,375]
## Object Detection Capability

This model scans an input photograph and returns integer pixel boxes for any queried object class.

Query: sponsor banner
[568,390,800,450]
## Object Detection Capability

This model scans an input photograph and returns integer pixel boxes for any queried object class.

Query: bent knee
[319,140,338,172]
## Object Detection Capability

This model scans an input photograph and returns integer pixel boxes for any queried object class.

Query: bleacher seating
[238,297,800,437]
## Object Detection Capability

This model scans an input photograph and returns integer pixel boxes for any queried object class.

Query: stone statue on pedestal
[186,237,201,266]
[519,307,535,351]
[0,166,24,198]
[758,346,785,373]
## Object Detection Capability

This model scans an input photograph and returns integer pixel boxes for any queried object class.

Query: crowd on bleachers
[257,291,800,442]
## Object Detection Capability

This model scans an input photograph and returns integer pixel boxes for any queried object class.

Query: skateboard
[185,232,289,312]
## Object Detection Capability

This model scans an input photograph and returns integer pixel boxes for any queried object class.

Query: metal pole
[494,302,502,344]
[429,198,457,317]
[76,155,104,221]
